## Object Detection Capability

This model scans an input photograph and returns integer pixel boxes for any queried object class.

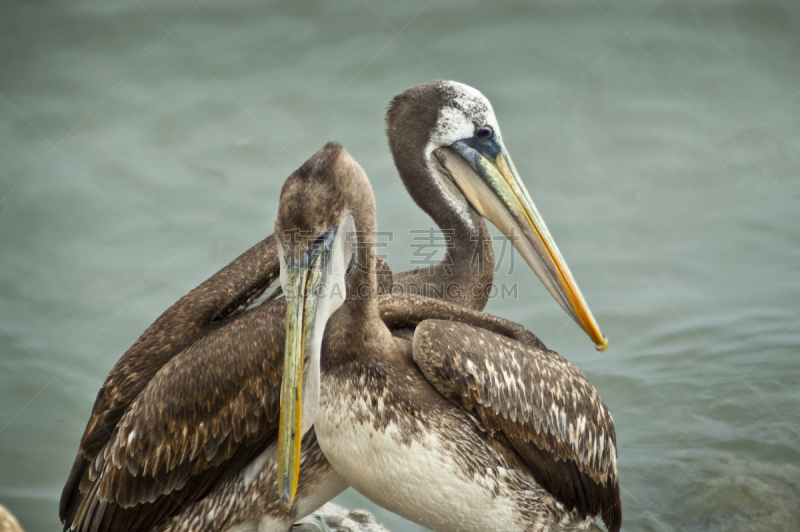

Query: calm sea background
[1,1,798,530]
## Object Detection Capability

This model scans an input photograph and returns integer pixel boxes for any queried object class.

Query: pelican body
[276,143,620,532]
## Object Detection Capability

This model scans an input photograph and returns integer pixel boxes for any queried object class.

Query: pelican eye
[475,126,493,140]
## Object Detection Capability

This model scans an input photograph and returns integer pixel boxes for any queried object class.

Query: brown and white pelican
[276,143,620,532]
[60,80,606,531]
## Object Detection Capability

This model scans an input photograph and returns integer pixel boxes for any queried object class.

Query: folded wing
[60,235,281,530]
[70,302,286,532]
[412,319,621,532]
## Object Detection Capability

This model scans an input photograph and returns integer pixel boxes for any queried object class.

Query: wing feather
[60,235,280,528]
[412,319,621,532]
[70,301,285,531]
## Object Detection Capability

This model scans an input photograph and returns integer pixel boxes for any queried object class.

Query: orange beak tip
[595,335,609,353]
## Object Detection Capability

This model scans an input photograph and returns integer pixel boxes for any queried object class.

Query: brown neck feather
[386,87,495,311]
[323,186,395,368]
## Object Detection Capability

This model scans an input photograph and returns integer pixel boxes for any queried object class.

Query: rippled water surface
[1,1,799,530]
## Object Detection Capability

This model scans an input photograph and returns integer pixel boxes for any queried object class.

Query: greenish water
[1,1,799,531]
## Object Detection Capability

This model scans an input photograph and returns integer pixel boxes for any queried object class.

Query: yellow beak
[277,246,327,510]
[438,139,607,352]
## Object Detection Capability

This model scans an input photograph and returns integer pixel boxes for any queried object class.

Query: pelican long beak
[437,139,607,352]
[277,233,333,510]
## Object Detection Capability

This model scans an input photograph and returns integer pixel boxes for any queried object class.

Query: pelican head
[387,80,607,351]
[275,143,371,511]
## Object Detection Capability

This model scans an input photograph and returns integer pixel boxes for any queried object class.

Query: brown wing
[69,301,287,532]
[60,234,281,528]
[412,319,621,532]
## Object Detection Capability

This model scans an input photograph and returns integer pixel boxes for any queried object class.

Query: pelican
[386,81,605,345]
[60,80,606,531]
[58,234,347,531]
[276,143,620,532]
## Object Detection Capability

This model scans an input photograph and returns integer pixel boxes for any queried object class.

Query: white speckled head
[425,81,502,157]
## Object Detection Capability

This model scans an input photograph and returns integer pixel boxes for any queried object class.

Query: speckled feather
[59,234,281,528]
[72,301,285,531]
[412,320,620,532]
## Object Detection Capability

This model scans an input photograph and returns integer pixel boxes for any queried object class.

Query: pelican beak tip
[280,488,293,512]
[595,335,609,353]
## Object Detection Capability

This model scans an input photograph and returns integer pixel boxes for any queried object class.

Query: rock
[290,503,391,532]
